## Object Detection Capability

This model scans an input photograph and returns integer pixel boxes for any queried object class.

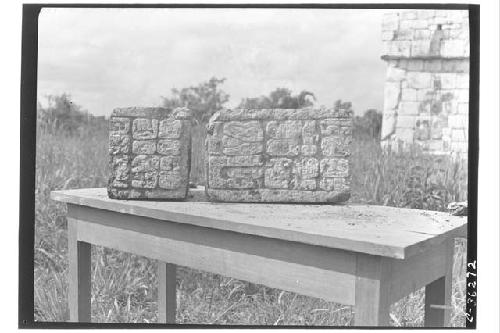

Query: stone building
[380,10,469,158]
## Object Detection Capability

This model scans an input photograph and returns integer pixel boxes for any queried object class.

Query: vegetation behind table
[34,90,467,325]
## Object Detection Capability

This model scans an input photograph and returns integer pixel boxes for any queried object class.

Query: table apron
[67,204,358,305]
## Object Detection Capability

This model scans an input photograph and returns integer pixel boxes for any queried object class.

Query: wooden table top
[51,187,467,259]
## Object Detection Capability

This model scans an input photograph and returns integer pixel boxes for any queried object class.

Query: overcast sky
[38,8,389,117]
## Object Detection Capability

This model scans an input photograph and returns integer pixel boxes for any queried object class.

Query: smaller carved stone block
[108,107,192,200]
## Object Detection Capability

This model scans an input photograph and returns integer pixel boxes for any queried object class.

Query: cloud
[38,8,388,116]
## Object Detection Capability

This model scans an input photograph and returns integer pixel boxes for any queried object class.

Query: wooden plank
[67,218,92,322]
[158,262,176,324]
[424,238,454,327]
[354,254,391,327]
[387,241,447,303]
[69,211,357,305]
[69,205,358,276]
[51,188,467,259]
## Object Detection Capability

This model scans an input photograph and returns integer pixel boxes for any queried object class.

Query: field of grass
[34,124,468,326]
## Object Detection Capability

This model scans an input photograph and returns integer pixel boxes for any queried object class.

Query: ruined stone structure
[380,10,469,158]
[205,105,353,203]
[108,107,192,199]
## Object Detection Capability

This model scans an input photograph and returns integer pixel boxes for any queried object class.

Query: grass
[34,124,468,326]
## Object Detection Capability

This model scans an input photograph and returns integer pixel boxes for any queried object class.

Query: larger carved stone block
[205,106,353,203]
[107,107,192,200]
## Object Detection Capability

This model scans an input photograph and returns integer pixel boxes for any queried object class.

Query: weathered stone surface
[302,120,318,145]
[131,171,158,189]
[380,10,470,158]
[296,179,316,191]
[110,155,129,181]
[226,155,264,166]
[266,139,300,156]
[264,158,295,189]
[398,115,416,128]
[158,171,182,189]
[298,157,319,179]
[223,141,263,156]
[130,155,159,189]
[382,10,469,59]
[212,106,353,121]
[109,134,130,155]
[205,107,352,203]
[448,114,468,129]
[301,145,317,156]
[266,120,302,139]
[224,121,263,141]
[319,178,335,191]
[157,140,181,155]
[159,119,182,139]
[225,167,264,180]
[320,158,349,178]
[221,121,263,155]
[107,107,192,200]
[131,155,160,172]
[110,117,130,134]
[132,140,156,155]
[383,82,401,110]
[205,188,350,203]
[321,137,350,157]
[401,88,418,101]
[158,157,179,174]
[132,118,158,140]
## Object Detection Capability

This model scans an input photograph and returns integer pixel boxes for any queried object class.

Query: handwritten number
[467,281,476,288]
[466,260,476,326]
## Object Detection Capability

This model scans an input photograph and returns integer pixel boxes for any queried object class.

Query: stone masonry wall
[205,105,353,203]
[381,10,469,158]
[108,107,192,200]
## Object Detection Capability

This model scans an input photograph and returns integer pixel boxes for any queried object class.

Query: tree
[38,93,87,134]
[161,77,230,124]
[37,93,107,136]
[238,88,316,109]
[353,108,383,141]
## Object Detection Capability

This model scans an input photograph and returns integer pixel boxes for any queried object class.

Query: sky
[38,8,389,117]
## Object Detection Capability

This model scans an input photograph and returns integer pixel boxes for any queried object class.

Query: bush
[353,109,383,142]
[37,94,107,137]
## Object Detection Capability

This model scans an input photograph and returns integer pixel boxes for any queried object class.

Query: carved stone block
[205,107,352,203]
[108,107,192,200]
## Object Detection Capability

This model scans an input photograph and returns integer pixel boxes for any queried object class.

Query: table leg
[68,218,91,322]
[158,262,177,323]
[424,239,454,327]
[354,254,391,326]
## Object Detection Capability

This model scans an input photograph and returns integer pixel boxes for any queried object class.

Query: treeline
[352,109,382,141]
[38,77,383,141]
[37,93,107,136]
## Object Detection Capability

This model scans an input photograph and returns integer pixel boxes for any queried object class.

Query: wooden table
[51,187,467,327]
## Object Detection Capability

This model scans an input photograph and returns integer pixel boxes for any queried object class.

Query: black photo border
[19,3,479,329]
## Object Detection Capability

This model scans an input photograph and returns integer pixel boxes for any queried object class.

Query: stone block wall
[107,107,192,199]
[205,105,353,203]
[380,10,469,158]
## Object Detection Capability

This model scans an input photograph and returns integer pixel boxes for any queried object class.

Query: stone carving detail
[205,106,353,203]
[107,107,192,199]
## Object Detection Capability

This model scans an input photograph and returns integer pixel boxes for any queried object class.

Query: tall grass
[34,124,467,326]
[189,124,207,186]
